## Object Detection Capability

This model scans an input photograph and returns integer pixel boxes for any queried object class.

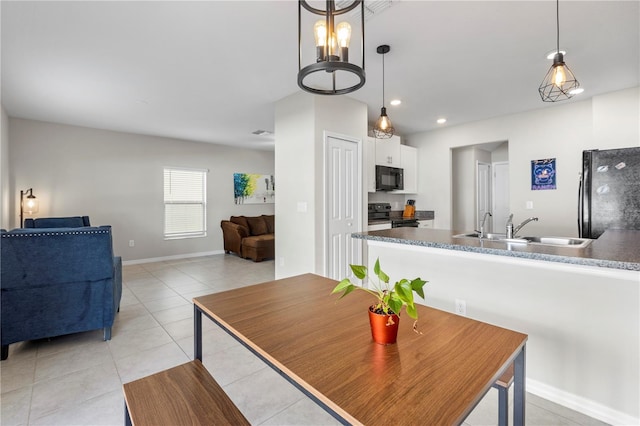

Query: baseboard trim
[122,250,226,265]
[527,378,639,425]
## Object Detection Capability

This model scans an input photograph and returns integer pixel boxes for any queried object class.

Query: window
[164,167,207,239]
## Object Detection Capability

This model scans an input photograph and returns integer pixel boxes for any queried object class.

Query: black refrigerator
[580,147,640,238]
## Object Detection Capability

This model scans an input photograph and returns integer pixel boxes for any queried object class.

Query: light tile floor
[1,254,608,425]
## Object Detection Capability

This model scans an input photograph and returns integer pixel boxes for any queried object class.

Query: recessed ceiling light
[390,99,401,106]
[436,118,447,124]
[546,49,567,60]
[569,87,584,95]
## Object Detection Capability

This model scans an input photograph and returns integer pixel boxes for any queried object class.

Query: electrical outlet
[455,299,466,316]
[279,257,285,267]
[526,201,534,209]
[129,240,135,247]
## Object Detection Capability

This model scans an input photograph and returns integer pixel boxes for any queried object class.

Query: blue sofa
[24,216,91,228]
[1,226,122,360]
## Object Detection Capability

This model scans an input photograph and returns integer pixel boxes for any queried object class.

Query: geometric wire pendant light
[538,0,580,102]
[298,0,366,95]
[373,44,394,138]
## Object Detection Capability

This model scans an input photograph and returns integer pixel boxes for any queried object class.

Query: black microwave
[376,165,404,191]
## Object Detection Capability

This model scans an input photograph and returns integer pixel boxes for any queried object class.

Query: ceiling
[2,1,638,151]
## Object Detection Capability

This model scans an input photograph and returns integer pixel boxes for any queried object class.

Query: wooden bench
[492,363,515,426]
[122,360,250,426]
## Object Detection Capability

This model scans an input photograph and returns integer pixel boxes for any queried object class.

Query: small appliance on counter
[403,199,416,218]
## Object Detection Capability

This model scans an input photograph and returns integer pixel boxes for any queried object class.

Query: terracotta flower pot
[368,306,400,345]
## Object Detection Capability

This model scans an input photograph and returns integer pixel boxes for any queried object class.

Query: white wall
[492,142,509,163]
[274,93,316,277]
[8,118,274,261]
[406,87,640,236]
[274,92,367,278]
[592,87,640,148]
[1,106,9,229]
[452,146,491,232]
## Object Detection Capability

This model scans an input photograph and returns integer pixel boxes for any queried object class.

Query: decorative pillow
[246,216,268,236]
[262,215,275,234]
[230,216,249,230]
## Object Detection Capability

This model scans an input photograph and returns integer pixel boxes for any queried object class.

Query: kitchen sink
[520,236,593,248]
[452,232,506,241]
[452,233,593,248]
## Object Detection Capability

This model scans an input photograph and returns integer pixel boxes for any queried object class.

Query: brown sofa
[221,215,274,262]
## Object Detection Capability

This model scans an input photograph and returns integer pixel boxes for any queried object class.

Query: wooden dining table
[193,273,528,425]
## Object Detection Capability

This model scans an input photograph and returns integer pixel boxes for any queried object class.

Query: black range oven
[391,218,419,228]
[368,203,419,228]
[368,203,391,220]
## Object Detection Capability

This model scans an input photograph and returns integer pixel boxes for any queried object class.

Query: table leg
[513,344,526,426]
[194,305,202,361]
[124,400,132,426]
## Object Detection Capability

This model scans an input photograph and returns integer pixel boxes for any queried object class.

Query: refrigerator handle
[577,172,583,238]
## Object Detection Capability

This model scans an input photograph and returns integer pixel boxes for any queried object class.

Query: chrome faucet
[506,214,538,239]
[476,212,492,238]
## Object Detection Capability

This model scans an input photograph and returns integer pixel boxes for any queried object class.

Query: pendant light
[298,0,366,95]
[538,0,580,102]
[373,44,394,139]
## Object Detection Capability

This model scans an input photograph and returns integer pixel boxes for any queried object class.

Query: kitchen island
[353,228,639,425]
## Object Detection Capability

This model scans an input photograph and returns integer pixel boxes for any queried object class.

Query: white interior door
[476,162,492,232]
[326,135,361,280]
[493,161,510,233]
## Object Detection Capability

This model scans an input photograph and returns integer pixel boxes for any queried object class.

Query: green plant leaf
[405,303,418,320]
[395,279,413,304]
[350,264,367,280]
[331,278,353,293]
[373,258,389,283]
[388,296,402,316]
[411,278,428,299]
[338,285,355,298]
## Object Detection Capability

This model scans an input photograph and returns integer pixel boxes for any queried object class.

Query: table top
[193,273,527,425]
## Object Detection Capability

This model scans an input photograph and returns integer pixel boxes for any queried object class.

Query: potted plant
[331,258,427,345]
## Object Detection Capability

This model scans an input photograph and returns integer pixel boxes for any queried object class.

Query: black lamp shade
[539,52,580,102]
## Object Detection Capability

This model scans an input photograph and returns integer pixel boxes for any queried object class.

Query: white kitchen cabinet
[374,135,401,167]
[418,220,433,228]
[396,144,418,194]
[366,137,376,193]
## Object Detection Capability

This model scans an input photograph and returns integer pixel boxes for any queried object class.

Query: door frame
[492,161,510,233]
[476,161,492,232]
[323,131,363,278]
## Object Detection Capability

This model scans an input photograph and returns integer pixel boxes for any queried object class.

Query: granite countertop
[353,228,640,271]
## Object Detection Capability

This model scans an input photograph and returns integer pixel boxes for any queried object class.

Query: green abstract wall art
[233,173,275,204]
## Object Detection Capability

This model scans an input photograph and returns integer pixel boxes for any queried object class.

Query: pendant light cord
[382,52,386,106]
[556,0,560,53]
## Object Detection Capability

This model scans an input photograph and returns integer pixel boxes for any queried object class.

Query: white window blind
[164,168,207,239]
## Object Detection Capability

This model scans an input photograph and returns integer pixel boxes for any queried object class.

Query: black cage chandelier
[298,0,366,95]
[538,0,580,102]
